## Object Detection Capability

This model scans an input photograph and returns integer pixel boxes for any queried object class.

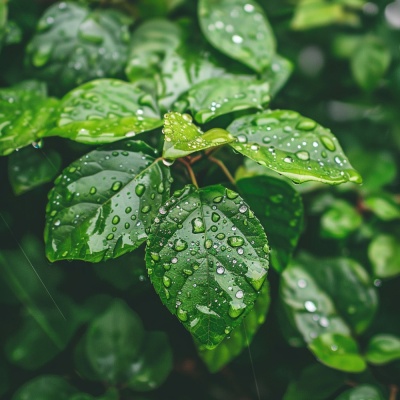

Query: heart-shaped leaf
[145,184,269,349]
[228,110,362,184]
[45,140,172,262]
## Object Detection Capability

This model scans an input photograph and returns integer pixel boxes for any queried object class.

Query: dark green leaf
[365,334,400,365]
[85,300,145,384]
[26,2,133,94]
[308,333,366,373]
[45,79,162,144]
[45,140,172,262]
[70,389,119,400]
[351,36,391,92]
[280,255,377,344]
[335,385,385,400]
[228,110,362,184]
[0,357,9,397]
[0,81,58,156]
[283,363,345,400]
[364,193,400,221]
[162,112,234,159]
[12,376,77,400]
[198,282,270,372]
[8,146,62,195]
[145,184,269,349]
[368,234,400,278]
[185,77,270,124]
[321,199,362,239]
[198,0,276,73]
[0,0,7,49]
[136,0,184,18]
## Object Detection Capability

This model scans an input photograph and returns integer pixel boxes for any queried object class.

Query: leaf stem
[208,156,235,186]
[390,385,398,400]
[178,158,199,188]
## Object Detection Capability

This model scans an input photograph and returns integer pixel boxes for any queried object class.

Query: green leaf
[197,282,270,372]
[85,300,145,384]
[280,255,378,343]
[8,146,61,195]
[12,376,77,400]
[365,334,400,365]
[45,140,171,262]
[145,184,269,349]
[45,79,162,145]
[227,110,362,184]
[308,333,366,373]
[263,54,293,98]
[335,385,385,400]
[0,0,7,50]
[351,36,391,92]
[186,77,270,124]
[237,176,303,272]
[0,81,59,156]
[0,357,9,397]
[26,2,133,94]
[321,199,362,239]
[126,331,173,391]
[162,112,234,159]
[364,193,400,221]
[70,389,119,400]
[368,234,400,278]
[198,0,276,73]
[283,363,345,400]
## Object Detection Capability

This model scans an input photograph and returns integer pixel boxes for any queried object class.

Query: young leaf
[197,282,270,372]
[335,385,385,400]
[364,193,400,221]
[237,176,303,272]
[45,79,162,144]
[26,2,133,94]
[145,184,269,349]
[365,334,400,365]
[227,110,362,184]
[198,0,276,73]
[185,77,270,124]
[8,146,62,195]
[308,333,366,373]
[368,234,400,278]
[45,140,172,262]
[162,111,234,159]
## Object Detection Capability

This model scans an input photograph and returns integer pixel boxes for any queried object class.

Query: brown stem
[208,156,235,186]
[345,380,358,388]
[390,385,398,400]
[178,158,199,188]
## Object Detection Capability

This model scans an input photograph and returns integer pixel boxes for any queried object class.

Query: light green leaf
[0,0,7,49]
[237,176,303,272]
[365,334,400,365]
[280,255,377,344]
[45,140,172,262]
[162,112,234,159]
[45,79,162,144]
[309,333,366,373]
[364,193,400,221]
[197,282,270,372]
[321,199,362,239]
[351,36,391,92]
[263,54,293,97]
[85,300,145,384]
[26,2,133,94]
[186,77,270,124]
[12,376,77,400]
[368,234,400,278]
[0,81,59,156]
[145,184,269,349]
[198,0,276,73]
[335,385,385,400]
[227,110,362,184]
[8,146,62,195]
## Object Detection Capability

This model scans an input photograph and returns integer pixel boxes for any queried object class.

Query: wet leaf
[368,234,400,278]
[365,334,400,365]
[162,111,234,159]
[335,385,385,400]
[263,54,293,97]
[308,333,366,373]
[197,282,270,372]
[227,110,362,184]
[145,184,269,349]
[45,140,172,262]
[45,79,162,144]
[26,2,133,94]
[198,0,276,73]
[237,176,303,272]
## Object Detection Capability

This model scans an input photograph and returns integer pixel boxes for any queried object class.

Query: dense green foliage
[1,0,399,399]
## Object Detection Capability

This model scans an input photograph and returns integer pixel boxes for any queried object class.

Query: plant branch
[390,385,398,400]
[208,156,235,186]
[178,158,199,188]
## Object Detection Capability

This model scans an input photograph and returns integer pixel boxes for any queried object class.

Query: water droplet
[89,187,97,195]
[125,207,132,214]
[163,275,172,288]
[296,150,310,161]
[174,238,188,252]
[228,303,246,318]
[297,279,307,288]
[237,247,244,255]
[150,252,160,261]
[213,196,223,203]
[262,243,269,253]
[237,134,247,143]
[141,205,151,213]
[226,188,239,199]
[232,34,243,44]
[216,266,225,275]
[112,216,120,225]
[107,233,114,240]
[319,317,329,327]
[212,212,220,222]
[159,206,167,215]
[320,135,336,151]
[284,156,294,163]
[296,119,317,131]
[171,257,178,264]
[177,307,188,322]
[182,113,193,123]
[54,219,61,226]
[304,300,317,312]
[239,205,248,213]
[227,236,244,247]
[216,233,225,240]
[135,184,145,196]
[183,269,193,276]
[191,217,205,233]
[111,181,122,192]
[205,239,213,249]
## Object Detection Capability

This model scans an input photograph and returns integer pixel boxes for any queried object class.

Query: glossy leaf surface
[365,334,400,365]
[237,176,303,272]
[26,2,133,94]
[45,140,171,262]
[145,184,269,349]
[228,110,362,184]
[46,79,162,144]
[162,112,234,159]
[198,0,276,72]
[368,234,400,278]
[335,385,385,400]
[264,54,293,97]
